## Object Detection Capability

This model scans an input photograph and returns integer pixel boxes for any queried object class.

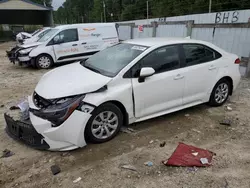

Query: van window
[57,29,78,43]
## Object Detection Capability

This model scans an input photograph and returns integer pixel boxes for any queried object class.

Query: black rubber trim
[58,51,99,61]
[4,113,50,150]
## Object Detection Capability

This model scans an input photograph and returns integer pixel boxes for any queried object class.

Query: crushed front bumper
[4,113,50,150]
[6,46,22,63]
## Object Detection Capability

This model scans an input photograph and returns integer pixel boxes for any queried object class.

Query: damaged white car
[4,38,241,151]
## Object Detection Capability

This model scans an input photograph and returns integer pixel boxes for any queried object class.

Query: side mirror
[138,67,155,83]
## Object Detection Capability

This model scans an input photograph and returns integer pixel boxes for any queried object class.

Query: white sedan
[5,38,241,151]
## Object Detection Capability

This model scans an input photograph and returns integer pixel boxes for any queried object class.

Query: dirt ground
[0,42,250,188]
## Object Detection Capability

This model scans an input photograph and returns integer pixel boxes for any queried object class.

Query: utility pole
[209,0,212,13]
[147,1,149,20]
[103,1,106,22]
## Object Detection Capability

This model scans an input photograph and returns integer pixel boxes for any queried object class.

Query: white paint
[29,38,241,151]
[17,23,119,66]
[35,62,112,99]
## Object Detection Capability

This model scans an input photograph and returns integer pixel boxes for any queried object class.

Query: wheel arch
[96,100,129,126]
[216,76,233,95]
[36,53,54,63]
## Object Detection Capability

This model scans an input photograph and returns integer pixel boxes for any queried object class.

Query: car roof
[124,37,208,47]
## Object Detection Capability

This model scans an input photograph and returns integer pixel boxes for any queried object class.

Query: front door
[131,45,185,118]
[181,44,221,105]
[53,28,80,61]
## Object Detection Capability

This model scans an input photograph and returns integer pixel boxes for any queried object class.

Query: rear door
[78,25,119,58]
[53,28,81,62]
[181,44,222,105]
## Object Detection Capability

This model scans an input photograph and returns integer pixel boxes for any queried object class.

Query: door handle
[208,65,216,70]
[72,44,78,46]
[81,42,87,45]
[174,74,184,80]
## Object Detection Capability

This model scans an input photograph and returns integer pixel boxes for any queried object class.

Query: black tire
[209,78,231,107]
[36,54,53,69]
[85,103,123,143]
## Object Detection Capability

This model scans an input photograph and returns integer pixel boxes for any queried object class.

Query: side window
[57,29,78,43]
[183,44,222,66]
[132,45,180,77]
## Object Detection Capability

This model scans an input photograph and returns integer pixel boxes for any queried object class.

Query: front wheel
[36,54,53,69]
[209,79,231,106]
[85,103,123,143]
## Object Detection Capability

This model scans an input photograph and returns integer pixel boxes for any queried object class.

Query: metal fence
[117,21,250,77]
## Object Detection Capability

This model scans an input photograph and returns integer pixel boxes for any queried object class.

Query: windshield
[32,29,40,36]
[81,43,148,77]
[38,29,59,42]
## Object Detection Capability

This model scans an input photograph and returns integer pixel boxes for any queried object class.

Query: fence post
[186,20,194,37]
[246,52,250,77]
[151,21,158,37]
[130,23,135,39]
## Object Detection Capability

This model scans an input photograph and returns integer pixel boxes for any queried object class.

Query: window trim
[123,44,183,78]
[180,43,222,67]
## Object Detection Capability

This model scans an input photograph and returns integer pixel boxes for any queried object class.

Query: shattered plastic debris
[9,106,19,110]
[192,152,199,156]
[121,164,137,172]
[18,100,29,120]
[50,165,61,175]
[1,149,15,158]
[225,106,233,111]
[187,167,198,172]
[144,161,153,167]
[120,127,136,134]
[162,143,215,167]
[160,141,166,147]
[73,177,82,183]
[149,140,154,144]
[220,119,232,126]
[127,128,136,132]
[200,158,209,165]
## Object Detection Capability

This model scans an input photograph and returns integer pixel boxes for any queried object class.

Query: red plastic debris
[162,143,215,167]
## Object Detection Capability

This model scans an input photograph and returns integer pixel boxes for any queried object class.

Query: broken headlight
[19,47,35,55]
[32,95,85,127]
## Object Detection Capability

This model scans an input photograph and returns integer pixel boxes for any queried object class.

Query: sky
[52,0,65,10]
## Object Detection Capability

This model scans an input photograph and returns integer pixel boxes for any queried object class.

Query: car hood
[35,62,112,99]
[18,41,42,48]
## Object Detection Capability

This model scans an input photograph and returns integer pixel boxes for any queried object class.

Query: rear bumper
[4,113,50,150]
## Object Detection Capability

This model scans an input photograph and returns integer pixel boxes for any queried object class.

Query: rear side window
[183,44,221,66]
[58,29,78,43]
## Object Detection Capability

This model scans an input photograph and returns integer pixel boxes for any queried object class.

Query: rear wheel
[85,103,123,143]
[209,79,231,106]
[36,54,53,69]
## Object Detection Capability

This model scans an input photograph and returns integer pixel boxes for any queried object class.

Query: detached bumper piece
[4,113,49,150]
[6,46,22,63]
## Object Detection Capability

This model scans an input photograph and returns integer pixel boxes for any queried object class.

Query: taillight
[235,58,241,64]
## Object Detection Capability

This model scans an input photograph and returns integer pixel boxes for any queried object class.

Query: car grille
[33,92,52,108]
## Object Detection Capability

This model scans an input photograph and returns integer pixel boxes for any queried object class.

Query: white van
[16,23,119,69]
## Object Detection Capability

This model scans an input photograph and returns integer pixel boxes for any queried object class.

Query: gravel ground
[0,42,250,188]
